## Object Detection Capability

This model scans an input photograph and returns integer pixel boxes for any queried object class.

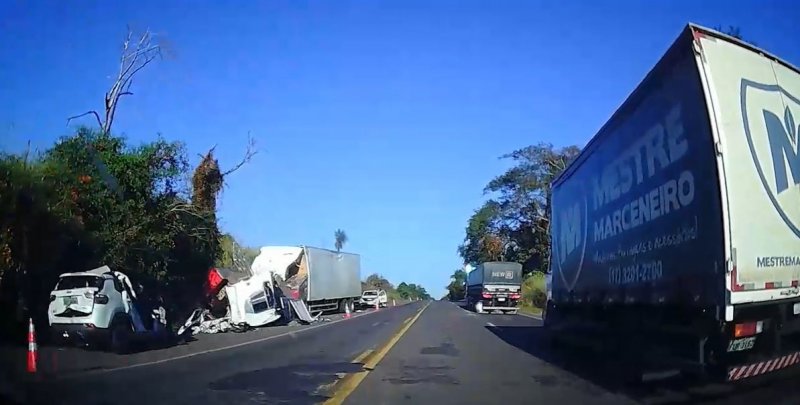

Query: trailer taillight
[482,293,492,299]
[509,293,520,299]
[734,321,764,338]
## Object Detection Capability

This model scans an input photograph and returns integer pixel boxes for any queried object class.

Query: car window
[363,291,377,296]
[55,276,104,290]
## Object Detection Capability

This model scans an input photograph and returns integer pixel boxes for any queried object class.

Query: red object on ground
[27,318,37,373]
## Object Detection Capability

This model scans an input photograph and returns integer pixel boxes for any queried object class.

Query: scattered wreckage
[178,245,362,337]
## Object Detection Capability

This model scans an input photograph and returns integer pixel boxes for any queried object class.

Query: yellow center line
[351,349,374,364]
[324,302,431,405]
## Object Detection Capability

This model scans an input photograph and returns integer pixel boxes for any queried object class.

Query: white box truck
[252,246,362,314]
[545,23,800,382]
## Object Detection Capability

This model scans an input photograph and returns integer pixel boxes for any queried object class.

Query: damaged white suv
[47,265,168,353]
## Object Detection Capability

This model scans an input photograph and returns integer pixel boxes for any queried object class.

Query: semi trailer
[545,23,800,382]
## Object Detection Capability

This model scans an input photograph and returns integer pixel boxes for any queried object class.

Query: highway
[9,301,800,404]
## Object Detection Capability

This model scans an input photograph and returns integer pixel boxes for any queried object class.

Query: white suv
[359,289,388,309]
[47,265,168,353]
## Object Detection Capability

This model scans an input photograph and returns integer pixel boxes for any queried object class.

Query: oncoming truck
[545,23,800,382]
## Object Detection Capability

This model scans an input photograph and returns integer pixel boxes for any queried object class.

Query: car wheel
[110,318,132,354]
[474,301,484,314]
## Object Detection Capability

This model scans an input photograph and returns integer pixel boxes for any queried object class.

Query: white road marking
[53,306,393,380]
[486,322,496,327]
[371,322,381,327]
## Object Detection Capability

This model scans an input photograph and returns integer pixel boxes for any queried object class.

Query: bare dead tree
[67,27,163,135]
[221,135,258,177]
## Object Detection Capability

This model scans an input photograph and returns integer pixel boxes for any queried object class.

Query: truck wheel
[475,301,484,314]
[339,299,348,314]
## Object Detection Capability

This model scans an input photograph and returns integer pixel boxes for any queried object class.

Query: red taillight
[509,293,520,300]
[734,321,763,338]
[94,294,109,304]
[481,293,492,299]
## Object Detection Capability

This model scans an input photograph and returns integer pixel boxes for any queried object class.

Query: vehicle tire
[474,301,484,314]
[348,299,355,314]
[110,317,132,354]
[339,299,348,314]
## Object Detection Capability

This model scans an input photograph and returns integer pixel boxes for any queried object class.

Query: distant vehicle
[545,23,800,382]
[47,266,170,353]
[465,262,522,314]
[359,289,388,308]
[252,246,362,314]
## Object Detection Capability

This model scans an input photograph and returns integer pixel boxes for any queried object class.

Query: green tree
[334,229,348,252]
[458,142,580,275]
[217,233,259,272]
[0,128,221,334]
[446,269,467,301]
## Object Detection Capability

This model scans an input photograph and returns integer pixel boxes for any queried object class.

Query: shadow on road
[484,324,800,405]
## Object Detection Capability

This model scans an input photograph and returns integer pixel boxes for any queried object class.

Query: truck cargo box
[466,262,523,286]
[549,23,800,311]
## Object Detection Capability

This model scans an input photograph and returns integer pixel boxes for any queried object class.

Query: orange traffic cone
[343,302,351,319]
[27,318,37,373]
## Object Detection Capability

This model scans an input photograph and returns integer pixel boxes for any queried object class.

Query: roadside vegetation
[362,273,430,302]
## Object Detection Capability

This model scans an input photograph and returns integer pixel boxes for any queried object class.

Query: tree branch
[68,27,163,135]
[66,111,104,128]
[221,136,258,177]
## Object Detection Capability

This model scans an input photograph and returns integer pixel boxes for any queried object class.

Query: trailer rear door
[695,29,800,304]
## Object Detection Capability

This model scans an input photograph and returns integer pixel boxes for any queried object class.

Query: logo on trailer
[552,191,588,292]
[741,79,800,238]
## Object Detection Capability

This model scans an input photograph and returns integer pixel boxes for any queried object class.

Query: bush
[531,289,547,308]
[521,271,547,309]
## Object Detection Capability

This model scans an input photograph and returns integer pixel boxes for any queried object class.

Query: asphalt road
[13,303,422,405]
[11,300,800,405]
[344,301,800,405]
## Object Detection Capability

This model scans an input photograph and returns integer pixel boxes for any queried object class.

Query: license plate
[794,302,800,315]
[498,297,506,302]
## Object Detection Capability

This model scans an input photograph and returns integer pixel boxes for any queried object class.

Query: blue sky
[2,1,799,297]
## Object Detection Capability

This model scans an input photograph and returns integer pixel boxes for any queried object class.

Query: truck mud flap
[727,352,800,381]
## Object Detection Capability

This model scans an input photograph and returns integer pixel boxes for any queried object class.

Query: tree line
[362,273,430,301]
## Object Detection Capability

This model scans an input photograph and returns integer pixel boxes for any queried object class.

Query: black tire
[339,299,348,314]
[110,317,132,354]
